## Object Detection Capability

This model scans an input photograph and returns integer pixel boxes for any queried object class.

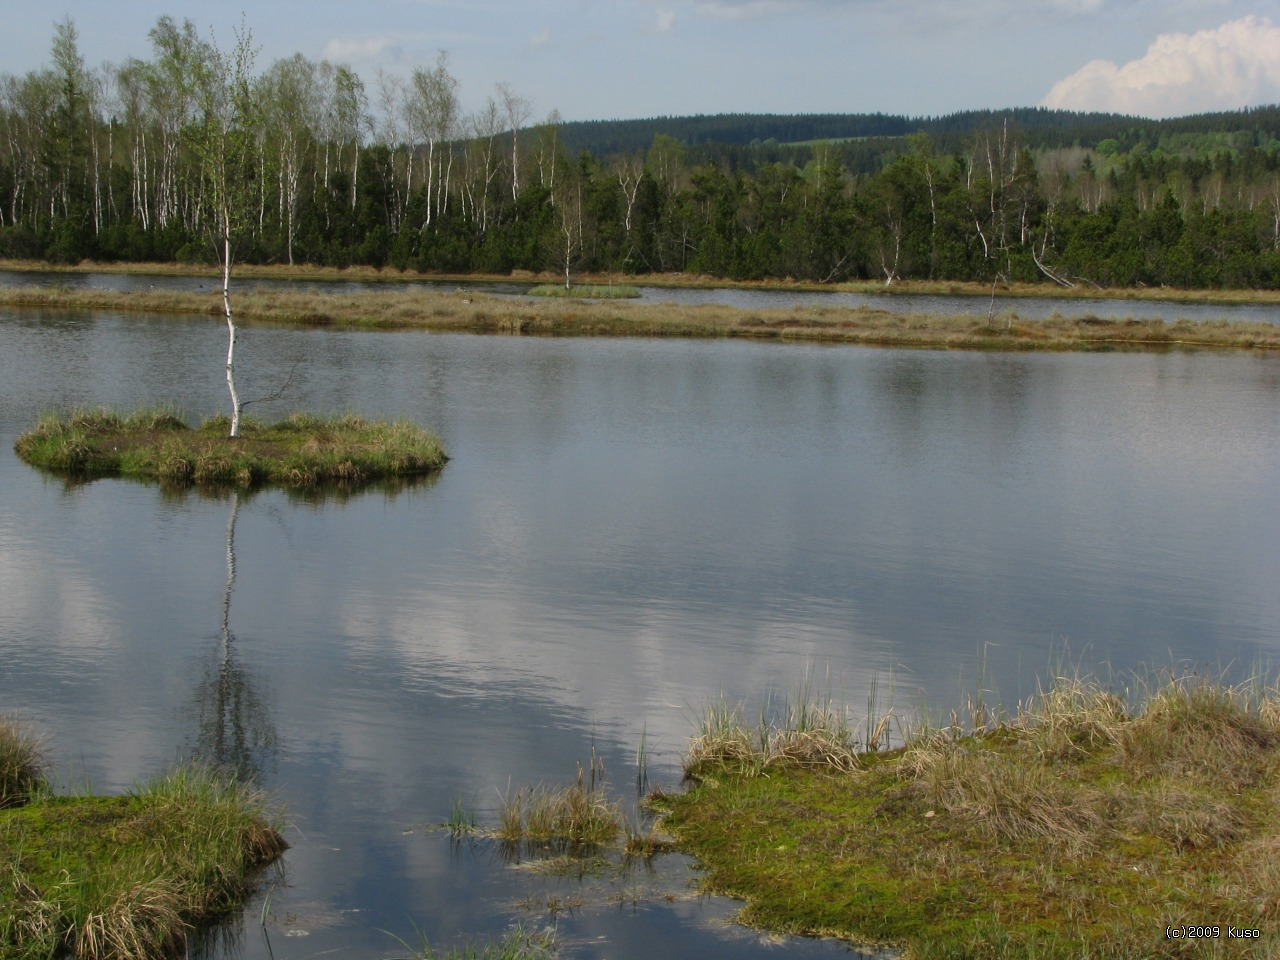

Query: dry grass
[1,284,1277,351]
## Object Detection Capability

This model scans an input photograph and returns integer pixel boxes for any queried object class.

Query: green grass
[527,284,640,299]
[14,408,448,490]
[0,752,286,960]
[658,671,1280,958]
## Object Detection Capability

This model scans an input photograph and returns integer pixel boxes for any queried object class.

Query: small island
[14,408,448,489]
[1,719,285,960]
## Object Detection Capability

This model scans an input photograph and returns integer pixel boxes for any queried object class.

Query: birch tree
[188,26,259,437]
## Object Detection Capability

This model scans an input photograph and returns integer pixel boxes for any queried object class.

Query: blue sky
[3,0,1279,123]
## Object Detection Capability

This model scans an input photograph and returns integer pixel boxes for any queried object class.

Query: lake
[2,305,1278,958]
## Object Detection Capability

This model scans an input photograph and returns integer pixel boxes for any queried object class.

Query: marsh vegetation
[659,670,1280,958]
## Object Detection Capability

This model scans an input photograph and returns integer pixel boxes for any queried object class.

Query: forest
[4,17,1280,289]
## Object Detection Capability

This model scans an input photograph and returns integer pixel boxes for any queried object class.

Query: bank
[653,674,1280,959]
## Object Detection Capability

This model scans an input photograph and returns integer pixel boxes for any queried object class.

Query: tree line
[4,17,1280,288]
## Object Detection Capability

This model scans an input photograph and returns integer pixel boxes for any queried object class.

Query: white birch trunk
[222,232,242,438]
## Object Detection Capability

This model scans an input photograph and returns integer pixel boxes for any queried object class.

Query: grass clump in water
[386,923,557,960]
[0,747,286,960]
[661,669,1280,958]
[497,755,622,850]
[14,407,447,490]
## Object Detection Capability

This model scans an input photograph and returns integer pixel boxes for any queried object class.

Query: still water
[2,306,1279,957]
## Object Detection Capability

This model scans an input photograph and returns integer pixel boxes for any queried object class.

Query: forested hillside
[4,17,1280,288]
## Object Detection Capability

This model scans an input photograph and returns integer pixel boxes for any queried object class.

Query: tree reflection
[190,490,278,781]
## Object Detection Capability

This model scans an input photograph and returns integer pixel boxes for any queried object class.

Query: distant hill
[556,105,1280,171]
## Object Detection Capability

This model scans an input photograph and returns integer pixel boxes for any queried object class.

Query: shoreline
[2,284,1278,352]
[5,258,1280,306]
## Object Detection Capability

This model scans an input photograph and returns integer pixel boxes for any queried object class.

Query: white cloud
[323,35,404,63]
[693,0,799,20]
[528,26,552,49]
[655,7,677,32]
[1042,16,1280,118]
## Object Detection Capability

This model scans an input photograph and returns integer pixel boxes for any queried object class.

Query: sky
[2,0,1279,124]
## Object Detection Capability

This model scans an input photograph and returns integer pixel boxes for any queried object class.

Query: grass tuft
[496,754,622,850]
[386,923,557,960]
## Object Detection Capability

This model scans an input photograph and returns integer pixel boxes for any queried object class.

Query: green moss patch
[659,674,1280,958]
[14,408,447,490]
[1,762,285,960]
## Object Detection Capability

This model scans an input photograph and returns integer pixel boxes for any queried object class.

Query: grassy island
[655,673,1280,959]
[527,283,641,299]
[1,720,285,960]
[14,409,447,489]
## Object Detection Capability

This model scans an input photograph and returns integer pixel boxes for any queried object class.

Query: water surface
[2,307,1278,957]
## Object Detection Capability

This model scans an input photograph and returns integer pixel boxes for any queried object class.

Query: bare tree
[496,81,531,201]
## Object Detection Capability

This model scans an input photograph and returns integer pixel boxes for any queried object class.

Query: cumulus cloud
[655,7,678,32]
[1042,16,1280,118]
